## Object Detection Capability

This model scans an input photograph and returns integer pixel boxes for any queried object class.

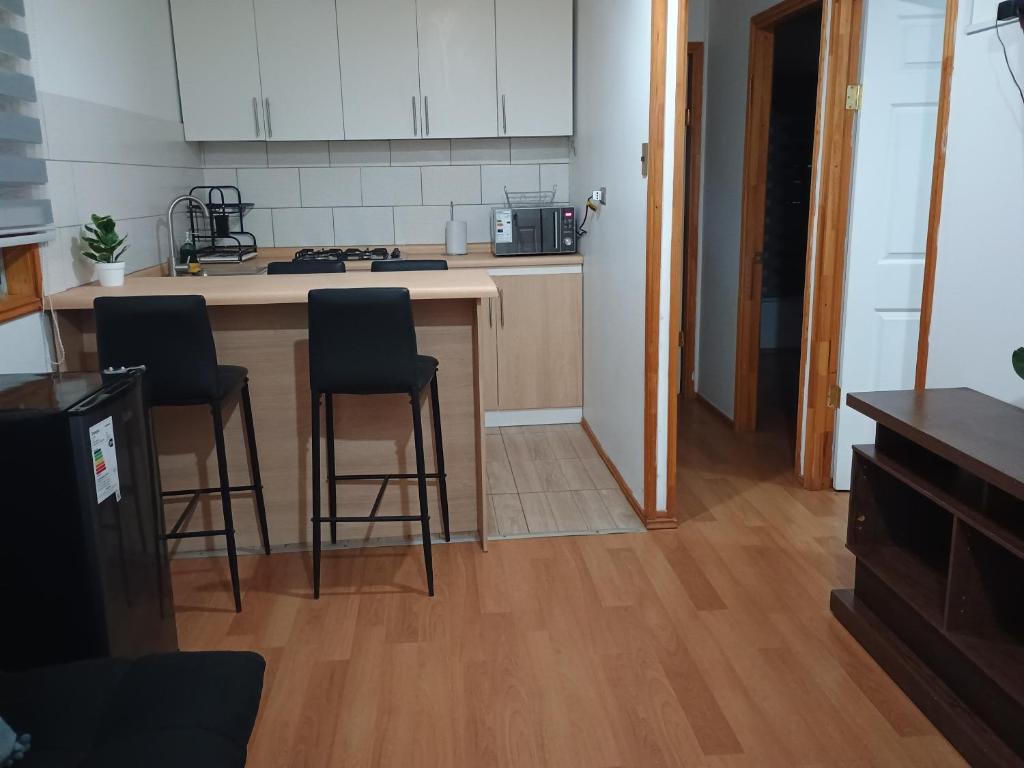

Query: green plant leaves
[1013,348,1024,381]
[81,214,127,263]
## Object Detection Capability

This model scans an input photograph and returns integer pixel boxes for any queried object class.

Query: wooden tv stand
[832,388,1024,768]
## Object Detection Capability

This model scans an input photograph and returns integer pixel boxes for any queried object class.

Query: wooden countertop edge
[48,270,499,311]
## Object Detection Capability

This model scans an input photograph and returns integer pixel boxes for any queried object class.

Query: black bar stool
[267,261,346,275]
[370,259,448,272]
[307,287,450,598]
[94,295,271,612]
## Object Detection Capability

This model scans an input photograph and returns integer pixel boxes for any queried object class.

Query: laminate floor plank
[172,400,965,768]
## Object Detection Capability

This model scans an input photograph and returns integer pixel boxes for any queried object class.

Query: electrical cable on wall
[46,293,65,370]
[996,3,1024,106]
[576,195,596,239]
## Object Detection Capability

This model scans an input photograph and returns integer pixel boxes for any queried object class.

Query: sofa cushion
[0,652,264,768]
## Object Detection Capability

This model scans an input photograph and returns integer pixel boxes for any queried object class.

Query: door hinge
[826,383,842,409]
[685,107,692,126]
[845,84,863,111]
[641,142,649,178]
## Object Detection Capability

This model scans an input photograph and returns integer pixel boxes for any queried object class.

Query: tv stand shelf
[832,388,1024,768]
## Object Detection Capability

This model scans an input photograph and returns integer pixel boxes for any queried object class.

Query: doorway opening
[733,0,825,444]
[756,5,821,451]
[679,42,704,401]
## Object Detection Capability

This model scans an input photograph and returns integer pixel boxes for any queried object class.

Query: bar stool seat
[94,295,271,613]
[308,287,450,598]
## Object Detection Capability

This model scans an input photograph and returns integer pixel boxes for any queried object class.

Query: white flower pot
[95,261,126,287]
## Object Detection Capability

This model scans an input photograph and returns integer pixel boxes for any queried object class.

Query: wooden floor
[173,399,965,767]
[487,424,645,537]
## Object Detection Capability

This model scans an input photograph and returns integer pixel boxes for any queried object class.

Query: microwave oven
[491,206,577,256]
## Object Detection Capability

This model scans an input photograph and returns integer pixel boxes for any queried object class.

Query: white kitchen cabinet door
[253,0,345,140]
[170,0,265,142]
[416,0,497,138]
[495,0,573,137]
[337,0,421,140]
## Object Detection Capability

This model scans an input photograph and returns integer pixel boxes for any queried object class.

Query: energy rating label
[89,416,121,504]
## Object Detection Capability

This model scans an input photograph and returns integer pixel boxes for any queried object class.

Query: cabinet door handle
[412,97,418,137]
[252,97,261,138]
[498,288,504,327]
[264,97,273,139]
[501,94,507,134]
[424,96,430,136]
[488,297,494,327]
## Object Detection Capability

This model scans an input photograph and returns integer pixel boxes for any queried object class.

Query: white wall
[0,314,52,374]
[573,0,652,501]
[28,0,182,123]
[200,138,570,247]
[925,5,1024,407]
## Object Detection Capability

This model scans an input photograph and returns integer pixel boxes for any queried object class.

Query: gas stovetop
[294,247,401,263]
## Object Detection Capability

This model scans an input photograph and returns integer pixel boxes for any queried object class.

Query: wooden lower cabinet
[479,273,583,412]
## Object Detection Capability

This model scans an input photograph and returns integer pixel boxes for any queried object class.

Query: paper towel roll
[445,220,468,255]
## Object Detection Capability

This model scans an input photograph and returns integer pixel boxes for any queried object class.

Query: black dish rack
[186,185,258,263]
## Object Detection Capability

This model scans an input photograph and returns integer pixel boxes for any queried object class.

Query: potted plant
[81,214,128,287]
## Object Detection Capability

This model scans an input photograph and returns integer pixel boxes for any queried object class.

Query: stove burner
[294,247,401,262]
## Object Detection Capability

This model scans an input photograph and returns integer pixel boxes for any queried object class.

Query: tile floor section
[486,424,645,538]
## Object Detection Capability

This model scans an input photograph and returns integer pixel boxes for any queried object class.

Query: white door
[833,0,946,489]
[170,0,264,141]
[253,0,345,140]
[337,0,421,140]
[495,0,573,136]
[416,0,498,138]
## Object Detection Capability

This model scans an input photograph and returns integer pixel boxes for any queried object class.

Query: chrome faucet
[167,195,211,277]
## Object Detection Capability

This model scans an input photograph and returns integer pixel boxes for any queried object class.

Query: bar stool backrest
[370,260,448,272]
[94,295,220,405]
[267,261,347,275]
[308,288,419,395]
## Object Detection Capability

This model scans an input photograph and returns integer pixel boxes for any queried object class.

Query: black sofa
[0,651,264,767]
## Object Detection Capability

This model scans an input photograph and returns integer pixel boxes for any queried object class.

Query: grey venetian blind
[0,0,52,244]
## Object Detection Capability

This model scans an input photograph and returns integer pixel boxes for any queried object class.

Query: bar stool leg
[429,375,451,542]
[325,394,338,545]
[212,402,242,613]
[410,391,435,597]
[311,393,323,600]
[241,381,272,556]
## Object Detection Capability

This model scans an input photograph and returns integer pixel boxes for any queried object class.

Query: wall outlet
[592,187,607,205]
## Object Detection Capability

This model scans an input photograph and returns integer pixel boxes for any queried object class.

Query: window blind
[0,0,53,243]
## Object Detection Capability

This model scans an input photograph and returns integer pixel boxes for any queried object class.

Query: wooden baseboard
[581,418,677,530]
[696,393,734,426]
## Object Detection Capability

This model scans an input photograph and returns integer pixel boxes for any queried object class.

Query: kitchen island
[49,269,499,554]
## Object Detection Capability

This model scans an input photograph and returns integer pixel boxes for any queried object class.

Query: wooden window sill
[0,294,42,324]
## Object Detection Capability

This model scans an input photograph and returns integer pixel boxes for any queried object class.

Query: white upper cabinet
[415,0,498,139]
[171,0,573,141]
[253,0,345,141]
[337,0,421,140]
[170,0,265,142]
[495,0,573,137]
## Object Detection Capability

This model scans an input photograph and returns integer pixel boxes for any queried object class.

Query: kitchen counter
[52,266,495,554]
[128,243,583,278]
[48,268,497,310]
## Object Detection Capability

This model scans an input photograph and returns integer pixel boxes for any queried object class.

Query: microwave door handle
[553,209,559,252]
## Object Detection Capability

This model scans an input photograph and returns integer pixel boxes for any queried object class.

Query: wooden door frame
[915,0,960,389]
[642,0,683,528]
[734,0,825,434]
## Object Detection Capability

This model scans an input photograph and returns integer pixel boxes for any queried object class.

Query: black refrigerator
[0,371,178,670]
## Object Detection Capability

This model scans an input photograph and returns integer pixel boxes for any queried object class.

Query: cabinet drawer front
[495,273,582,410]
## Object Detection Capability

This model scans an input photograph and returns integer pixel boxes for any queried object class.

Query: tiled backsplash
[201,137,573,247]
[39,92,203,294]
